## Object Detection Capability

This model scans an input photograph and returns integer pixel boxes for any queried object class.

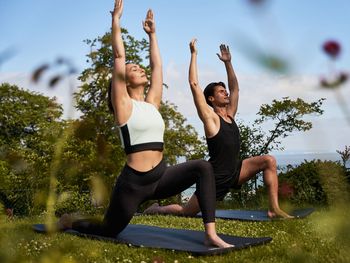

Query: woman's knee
[194,160,213,176]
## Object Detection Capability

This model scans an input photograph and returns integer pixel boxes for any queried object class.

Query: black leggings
[72,159,216,237]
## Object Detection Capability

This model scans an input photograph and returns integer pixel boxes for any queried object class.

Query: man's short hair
[203,81,226,107]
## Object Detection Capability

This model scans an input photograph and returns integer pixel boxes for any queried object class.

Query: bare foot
[204,234,234,249]
[57,213,73,231]
[268,208,294,219]
[6,208,13,219]
[143,203,160,215]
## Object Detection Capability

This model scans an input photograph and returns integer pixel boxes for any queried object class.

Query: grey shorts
[215,160,243,201]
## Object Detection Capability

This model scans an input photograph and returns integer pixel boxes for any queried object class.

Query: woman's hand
[111,0,123,21]
[143,9,156,34]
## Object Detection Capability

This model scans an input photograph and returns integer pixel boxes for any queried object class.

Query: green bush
[278,160,349,206]
[54,187,104,217]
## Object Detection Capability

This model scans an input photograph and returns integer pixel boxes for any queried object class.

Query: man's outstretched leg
[143,194,201,217]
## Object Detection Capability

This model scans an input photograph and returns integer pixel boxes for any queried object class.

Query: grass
[0,207,349,263]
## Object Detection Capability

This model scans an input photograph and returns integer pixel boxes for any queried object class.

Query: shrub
[278,160,349,206]
[54,187,104,217]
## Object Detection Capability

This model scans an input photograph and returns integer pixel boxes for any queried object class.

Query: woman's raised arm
[110,0,132,125]
[143,9,163,109]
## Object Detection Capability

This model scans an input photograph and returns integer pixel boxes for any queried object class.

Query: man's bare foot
[143,203,160,215]
[57,213,73,231]
[204,234,234,248]
[268,208,294,219]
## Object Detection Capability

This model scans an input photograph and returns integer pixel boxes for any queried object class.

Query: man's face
[210,85,229,106]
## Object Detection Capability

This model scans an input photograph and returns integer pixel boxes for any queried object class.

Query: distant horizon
[273,151,345,166]
[273,151,340,156]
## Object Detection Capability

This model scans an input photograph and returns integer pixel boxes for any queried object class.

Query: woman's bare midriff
[126,150,163,172]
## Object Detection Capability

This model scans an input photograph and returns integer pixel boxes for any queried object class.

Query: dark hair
[203,81,226,107]
[107,81,114,114]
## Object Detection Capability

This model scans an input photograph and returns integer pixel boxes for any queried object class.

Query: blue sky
[1,0,350,155]
[1,0,349,73]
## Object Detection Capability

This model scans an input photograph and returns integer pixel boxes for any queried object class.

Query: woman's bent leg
[152,160,232,248]
[152,160,215,223]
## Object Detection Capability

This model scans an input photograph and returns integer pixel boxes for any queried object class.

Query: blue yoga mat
[33,223,272,256]
[197,208,315,221]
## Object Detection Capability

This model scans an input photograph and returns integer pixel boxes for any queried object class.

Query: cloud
[163,62,350,153]
[2,67,349,153]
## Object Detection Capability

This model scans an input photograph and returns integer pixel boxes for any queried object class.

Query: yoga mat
[197,208,315,222]
[33,223,272,256]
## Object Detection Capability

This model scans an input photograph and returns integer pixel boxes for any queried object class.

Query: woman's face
[125,64,148,87]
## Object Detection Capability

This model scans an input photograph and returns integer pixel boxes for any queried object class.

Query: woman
[58,0,231,248]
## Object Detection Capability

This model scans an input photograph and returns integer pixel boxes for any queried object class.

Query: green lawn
[0,208,349,263]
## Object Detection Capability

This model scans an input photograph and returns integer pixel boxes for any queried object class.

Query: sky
[1,0,350,157]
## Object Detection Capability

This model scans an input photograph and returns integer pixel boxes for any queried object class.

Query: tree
[336,145,350,168]
[0,83,63,148]
[0,83,64,215]
[239,96,325,159]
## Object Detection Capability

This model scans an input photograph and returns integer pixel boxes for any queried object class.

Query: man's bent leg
[239,155,293,218]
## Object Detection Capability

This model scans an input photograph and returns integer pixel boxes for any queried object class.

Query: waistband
[120,159,166,186]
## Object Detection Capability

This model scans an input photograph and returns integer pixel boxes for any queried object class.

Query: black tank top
[206,115,240,180]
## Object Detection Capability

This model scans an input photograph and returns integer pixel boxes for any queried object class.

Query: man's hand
[189,38,198,54]
[217,44,231,62]
[143,9,156,34]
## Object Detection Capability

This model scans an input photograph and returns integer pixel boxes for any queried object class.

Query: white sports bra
[118,99,165,154]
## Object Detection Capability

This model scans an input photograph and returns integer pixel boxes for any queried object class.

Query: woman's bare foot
[204,234,234,248]
[143,203,160,215]
[268,208,294,219]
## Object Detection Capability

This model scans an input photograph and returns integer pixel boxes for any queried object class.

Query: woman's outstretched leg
[58,171,142,237]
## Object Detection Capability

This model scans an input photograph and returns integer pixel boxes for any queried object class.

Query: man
[144,39,292,219]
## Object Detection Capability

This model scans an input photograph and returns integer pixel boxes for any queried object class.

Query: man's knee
[263,155,277,169]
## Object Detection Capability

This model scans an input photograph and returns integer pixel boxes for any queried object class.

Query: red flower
[323,40,341,59]
[279,182,294,198]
